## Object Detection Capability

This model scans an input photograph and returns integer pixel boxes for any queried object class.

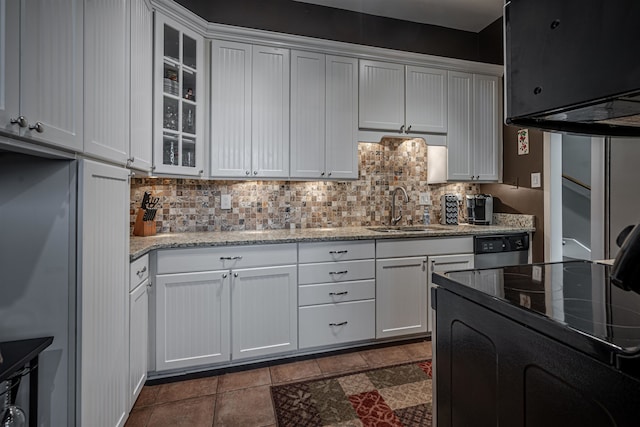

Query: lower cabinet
[376,256,428,339]
[129,279,149,408]
[155,271,231,371]
[153,244,297,372]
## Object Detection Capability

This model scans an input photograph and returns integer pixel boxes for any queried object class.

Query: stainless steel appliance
[474,233,529,268]
[466,194,493,225]
[504,0,640,136]
[440,194,458,225]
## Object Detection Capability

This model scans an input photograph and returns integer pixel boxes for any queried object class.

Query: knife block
[133,209,156,237]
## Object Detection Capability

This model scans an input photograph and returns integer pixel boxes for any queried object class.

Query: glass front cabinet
[153,14,204,175]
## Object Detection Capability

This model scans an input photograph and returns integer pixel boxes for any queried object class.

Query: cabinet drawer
[376,237,473,258]
[130,254,149,291]
[298,259,374,285]
[156,243,297,274]
[299,280,375,306]
[299,240,374,263]
[299,300,375,349]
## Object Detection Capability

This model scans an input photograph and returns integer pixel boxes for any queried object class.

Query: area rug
[271,360,432,427]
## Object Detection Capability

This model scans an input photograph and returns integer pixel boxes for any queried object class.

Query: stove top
[445,260,640,353]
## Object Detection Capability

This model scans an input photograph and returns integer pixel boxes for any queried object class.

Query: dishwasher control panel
[474,233,529,254]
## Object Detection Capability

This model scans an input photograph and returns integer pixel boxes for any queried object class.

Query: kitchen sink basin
[366,225,450,233]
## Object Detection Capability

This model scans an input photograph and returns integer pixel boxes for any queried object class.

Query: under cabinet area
[298,240,376,349]
[153,244,297,372]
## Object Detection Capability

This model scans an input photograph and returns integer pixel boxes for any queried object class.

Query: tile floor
[125,339,432,427]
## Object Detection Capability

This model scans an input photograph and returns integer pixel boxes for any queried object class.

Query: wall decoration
[517,128,529,155]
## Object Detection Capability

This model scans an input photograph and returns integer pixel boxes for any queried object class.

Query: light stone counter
[130,214,535,261]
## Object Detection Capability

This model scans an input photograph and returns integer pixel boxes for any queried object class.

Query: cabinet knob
[222,273,228,279]
[329,291,348,296]
[253,171,258,175]
[329,321,348,327]
[321,172,325,176]
[10,116,27,128]
[406,125,412,133]
[246,171,250,175]
[234,273,239,278]
[136,266,147,277]
[329,270,348,275]
[399,124,405,133]
[328,172,332,177]
[147,281,153,288]
[29,122,44,133]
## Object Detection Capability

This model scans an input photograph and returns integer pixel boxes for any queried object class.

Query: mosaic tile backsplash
[130,139,481,233]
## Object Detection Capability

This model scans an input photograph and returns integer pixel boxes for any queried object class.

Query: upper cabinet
[0,0,83,151]
[210,40,290,179]
[128,0,154,172]
[359,60,448,137]
[290,51,358,180]
[84,0,129,164]
[153,13,204,176]
[447,72,501,181]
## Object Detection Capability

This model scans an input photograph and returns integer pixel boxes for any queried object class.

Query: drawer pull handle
[329,270,348,275]
[329,250,348,254]
[329,321,348,327]
[220,256,243,260]
[136,266,147,277]
[329,291,348,296]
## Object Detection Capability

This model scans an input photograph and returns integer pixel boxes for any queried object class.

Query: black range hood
[504,0,640,136]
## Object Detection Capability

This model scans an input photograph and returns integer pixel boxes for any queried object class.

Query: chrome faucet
[390,186,409,225]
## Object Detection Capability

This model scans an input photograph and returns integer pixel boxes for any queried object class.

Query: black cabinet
[434,288,640,426]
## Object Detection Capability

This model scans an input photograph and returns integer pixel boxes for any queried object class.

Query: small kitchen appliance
[466,194,493,225]
[440,194,459,225]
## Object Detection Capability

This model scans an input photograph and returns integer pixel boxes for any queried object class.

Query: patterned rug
[271,360,432,427]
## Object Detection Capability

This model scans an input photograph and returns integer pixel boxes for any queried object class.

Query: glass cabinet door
[154,14,203,175]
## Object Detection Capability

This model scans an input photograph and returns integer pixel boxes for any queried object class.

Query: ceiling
[292,0,504,32]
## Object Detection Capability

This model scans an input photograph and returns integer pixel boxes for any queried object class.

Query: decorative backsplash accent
[130,139,481,233]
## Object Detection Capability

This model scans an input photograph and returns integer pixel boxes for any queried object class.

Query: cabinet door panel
[326,55,358,179]
[129,280,148,410]
[232,265,297,359]
[84,0,129,163]
[129,0,153,172]
[210,39,252,177]
[474,74,501,181]
[359,60,404,131]
[21,0,83,151]
[155,271,231,371]
[0,0,20,136]
[251,45,290,178]
[447,71,473,181]
[406,66,448,134]
[376,256,428,338]
[290,50,325,179]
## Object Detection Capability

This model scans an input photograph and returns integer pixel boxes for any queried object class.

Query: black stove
[440,260,640,379]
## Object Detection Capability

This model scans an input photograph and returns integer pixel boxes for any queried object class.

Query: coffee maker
[466,194,493,225]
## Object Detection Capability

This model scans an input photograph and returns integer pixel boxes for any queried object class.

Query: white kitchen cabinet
[153,13,204,175]
[129,275,149,410]
[447,71,501,181]
[0,0,83,151]
[376,256,428,339]
[78,160,129,427]
[359,60,447,136]
[290,51,358,179]
[210,41,290,179]
[231,265,298,360]
[128,0,153,172]
[426,253,474,333]
[84,0,129,164]
[155,271,231,371]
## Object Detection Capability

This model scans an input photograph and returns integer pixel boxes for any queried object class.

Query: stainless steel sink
[366,225,450,233]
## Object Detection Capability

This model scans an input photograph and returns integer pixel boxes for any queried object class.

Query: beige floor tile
[270,359,323,384]
[133,385,161,408]
[125,407,153,427]
[214,385,275,426]
[146,395,215,427]
[155,376,219,404]
[401,340,433,361]
[217,367,271,393]
[359,345,412,367]
[316,352,369,375]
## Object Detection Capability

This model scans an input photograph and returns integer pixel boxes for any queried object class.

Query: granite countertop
[130,214,535,261]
